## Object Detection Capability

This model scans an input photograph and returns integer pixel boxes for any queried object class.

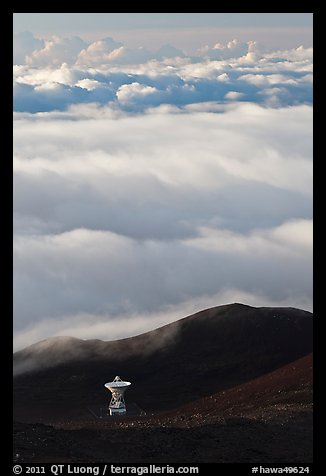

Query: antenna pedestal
[104,376,131,416]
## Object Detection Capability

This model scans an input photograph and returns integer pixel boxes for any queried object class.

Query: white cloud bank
[13,101,313,350]
[13,34,313,112]
[12,33,313,350]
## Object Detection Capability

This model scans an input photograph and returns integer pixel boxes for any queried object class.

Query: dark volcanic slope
[13,354,313,463]
[13,303,313,423]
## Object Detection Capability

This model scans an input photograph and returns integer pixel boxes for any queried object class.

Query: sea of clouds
[13,33,313,350]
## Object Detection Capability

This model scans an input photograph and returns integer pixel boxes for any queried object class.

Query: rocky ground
[13,354,313,463]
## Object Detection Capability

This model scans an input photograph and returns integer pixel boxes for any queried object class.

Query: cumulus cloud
[75,79,102,91]
[13,36,313,112]
[12,34,313,351]
[224,91,244,100]
[239,73,300,87]
[268,45,313,62]
[13,102,313,350]
[116,82,159,103]
[217,73,230,82]
[75,37,123,66]
[186,219,312,257]
[76,39,184,67]
[13,32,44,64]
[200,39,249,60]
[26,35,87,66]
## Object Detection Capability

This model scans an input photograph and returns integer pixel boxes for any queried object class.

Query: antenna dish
[104,376,131,415]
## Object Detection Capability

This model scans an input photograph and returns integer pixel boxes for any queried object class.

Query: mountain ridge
[14,303,313,421]
[14,302,312,366]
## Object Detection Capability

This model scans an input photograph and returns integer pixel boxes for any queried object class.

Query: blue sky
[13,13,313,350]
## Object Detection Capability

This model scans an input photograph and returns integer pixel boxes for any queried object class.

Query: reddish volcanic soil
[13,354,313,463]
[14,354,312,464]
[175,353,313,422]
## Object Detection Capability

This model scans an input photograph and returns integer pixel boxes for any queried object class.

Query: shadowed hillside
[13,303,313,423]
[13,353,313,463]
